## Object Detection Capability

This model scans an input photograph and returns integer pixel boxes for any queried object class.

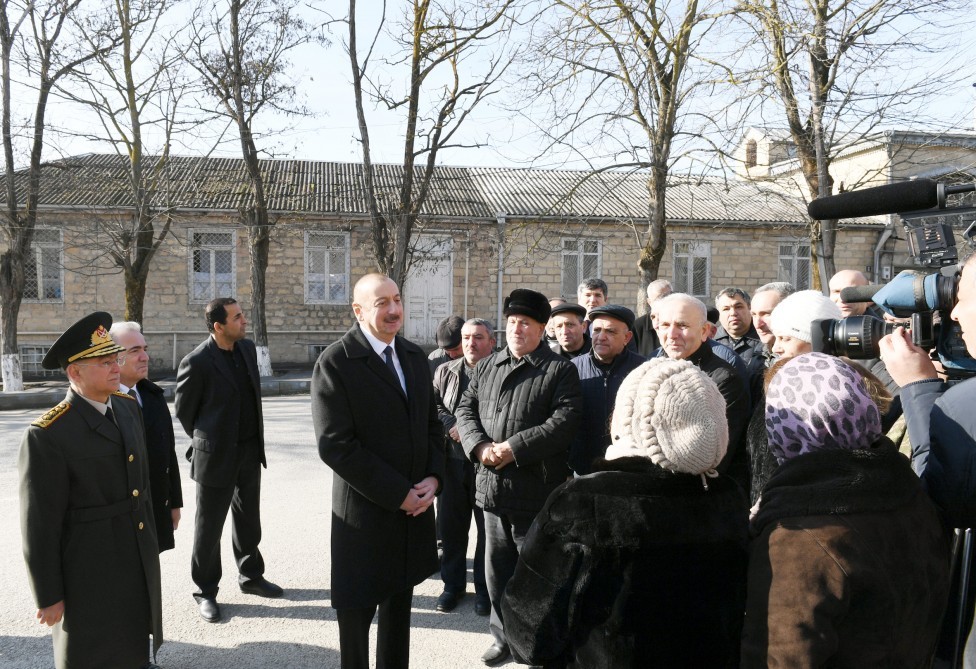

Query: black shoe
[481,642,510,666]
[197,597,221,623]
[239,577,283,598]
[436,590,464,612]
[474,594,491,616]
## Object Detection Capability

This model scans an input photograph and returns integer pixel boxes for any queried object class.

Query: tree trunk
[246,210,272,377]
[0,247,24,390]
[637,170,668,313]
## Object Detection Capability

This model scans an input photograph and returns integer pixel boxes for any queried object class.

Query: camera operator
[879,253,976,665]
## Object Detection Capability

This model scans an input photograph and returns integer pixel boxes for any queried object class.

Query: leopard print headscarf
[765,352,882,464]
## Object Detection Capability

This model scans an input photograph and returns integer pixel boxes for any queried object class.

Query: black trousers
[191,443,265,599]
[484,509,536,646]
[437,449,487,596]
[336,587,414,669]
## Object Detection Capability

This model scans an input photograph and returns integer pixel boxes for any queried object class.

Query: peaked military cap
[42,311,126,370]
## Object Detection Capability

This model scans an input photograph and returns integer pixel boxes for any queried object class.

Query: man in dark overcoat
[311,273,444,669]
[112,321,183,552]
[175,297,283,623]
[19,312,163,668]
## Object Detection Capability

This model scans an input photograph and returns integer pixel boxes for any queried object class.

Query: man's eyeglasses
[74,355,126,369]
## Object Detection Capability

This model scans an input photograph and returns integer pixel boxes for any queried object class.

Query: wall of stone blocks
[10,211,886,372]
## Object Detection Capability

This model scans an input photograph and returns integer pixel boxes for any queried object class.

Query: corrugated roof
[0,153,809,224]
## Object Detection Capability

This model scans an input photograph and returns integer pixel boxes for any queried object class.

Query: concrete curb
[0,376,313,412]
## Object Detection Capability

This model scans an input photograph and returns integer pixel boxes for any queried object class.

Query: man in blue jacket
[570,305,644,475]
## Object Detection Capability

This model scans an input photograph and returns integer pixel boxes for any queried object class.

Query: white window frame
[304,230,351,305]
[188,229,237,303]
[23,227,64,303]
[778,240,811,291]
[672,240,711,298]
[560,238,603,298]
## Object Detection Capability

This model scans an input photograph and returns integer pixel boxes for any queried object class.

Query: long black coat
[501,457,749,668]
[19,389,163,668]
[137,378,183,552]
[175,336,266,487]
[311,325,445,609]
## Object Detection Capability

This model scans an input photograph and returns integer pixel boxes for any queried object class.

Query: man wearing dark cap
[570,305,645,475]
[549,302,590,359]
[428,315,465,373]
[455,289,582,666]
[19,312,163,668]
[175,297,282,624]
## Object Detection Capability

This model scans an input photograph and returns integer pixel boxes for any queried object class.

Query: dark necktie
[127,387,140,406]
[105,406,116,425]
[383,346,405,394]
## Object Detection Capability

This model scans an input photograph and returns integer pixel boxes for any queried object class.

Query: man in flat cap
[19,312,163,669]
[455,288,582,666]
[428,315,465,373]
[549,303,591,359]
[570,305,645,475]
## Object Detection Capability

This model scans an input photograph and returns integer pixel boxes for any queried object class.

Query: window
[305,231,350,304]
[24,228,63,302]
[744,139,757,169]
[19,344,59,378]
[561,238,602,298]
[673,241,710,297]
[778,242,811,290]
[189,230,235,302]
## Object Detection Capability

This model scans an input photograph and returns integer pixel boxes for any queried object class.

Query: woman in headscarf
[741,353,950,668]
[501,358,750,668]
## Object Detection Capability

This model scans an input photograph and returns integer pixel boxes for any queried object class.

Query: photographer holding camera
[880,253,976,666]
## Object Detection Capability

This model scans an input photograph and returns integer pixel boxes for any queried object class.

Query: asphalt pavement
[0,392,509,668]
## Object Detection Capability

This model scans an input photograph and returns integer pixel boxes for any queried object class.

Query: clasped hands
[400,475,438,517]
[473,440,515,470]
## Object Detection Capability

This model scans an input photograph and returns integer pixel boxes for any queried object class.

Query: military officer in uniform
[19,312,163,669]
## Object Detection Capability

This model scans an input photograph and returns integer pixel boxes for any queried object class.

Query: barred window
[778,242,811,290]
[305,231,350,304]
[561,238,602,298]
[19,344,59,378]
[24,228,63,302]
[189,230,235,302]
[673,241,710,298]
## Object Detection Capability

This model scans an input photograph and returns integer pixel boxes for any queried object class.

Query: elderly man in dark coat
[19,312,163,669]
[312,273,444,669]
[455,288,582,666]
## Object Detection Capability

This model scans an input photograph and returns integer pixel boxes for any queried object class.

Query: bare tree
[0,1,116,391]
[511,0,723,312]
[735,0,971,286]
[347,0,518,285]
[59,0,192,323]
[189,0,320,375]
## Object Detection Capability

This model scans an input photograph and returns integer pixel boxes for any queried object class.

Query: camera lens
[813,315,893,359]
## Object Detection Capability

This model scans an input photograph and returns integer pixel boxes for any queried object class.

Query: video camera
[807,178,976,377]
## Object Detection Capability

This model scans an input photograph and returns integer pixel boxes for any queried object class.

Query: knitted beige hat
[606,358,729,477]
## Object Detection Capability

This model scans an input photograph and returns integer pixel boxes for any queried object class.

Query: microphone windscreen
[839,285,885,303]
[808,179,938,220]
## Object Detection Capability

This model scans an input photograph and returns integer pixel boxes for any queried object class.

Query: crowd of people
[16,261,976,668]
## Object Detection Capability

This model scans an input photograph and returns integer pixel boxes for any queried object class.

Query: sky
[11,1,976,172]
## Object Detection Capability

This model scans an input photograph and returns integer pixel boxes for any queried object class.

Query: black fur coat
[501,456,750,668]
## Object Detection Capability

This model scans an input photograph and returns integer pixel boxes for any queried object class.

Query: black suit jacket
[137,378,183,552]
[175,336,266,487]
[311,325,444,609]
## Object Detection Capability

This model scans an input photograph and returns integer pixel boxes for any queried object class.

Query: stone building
[3,154,885,374]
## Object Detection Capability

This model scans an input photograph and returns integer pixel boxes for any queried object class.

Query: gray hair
[753,282,795,300]
[464,318,496,338]
[646,279,673,303]
[108,321,143,338]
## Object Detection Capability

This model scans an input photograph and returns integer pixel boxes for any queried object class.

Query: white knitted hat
[769,290,841,343]
[606,358,728,476]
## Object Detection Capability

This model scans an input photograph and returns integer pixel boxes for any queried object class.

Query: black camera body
[810,220,976,377]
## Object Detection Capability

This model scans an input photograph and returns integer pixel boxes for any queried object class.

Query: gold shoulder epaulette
[32,402,70,429]
[113,390,136,401]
